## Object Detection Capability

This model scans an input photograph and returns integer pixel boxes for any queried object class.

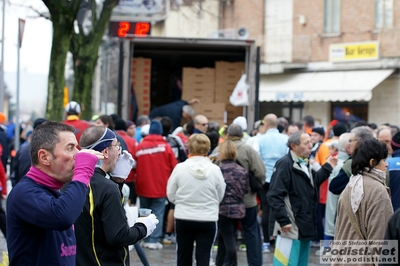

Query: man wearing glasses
[75,126,159,265]
[193,115,209,134]
[329,126,375,195]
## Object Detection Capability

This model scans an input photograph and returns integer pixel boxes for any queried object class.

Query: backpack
[166,135,187,163]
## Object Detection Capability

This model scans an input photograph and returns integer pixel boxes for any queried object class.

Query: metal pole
[0,0,5,112]
[103,50,109,114]
[15,19,20,151]
[254,46,260,121]
[117,40,123,117]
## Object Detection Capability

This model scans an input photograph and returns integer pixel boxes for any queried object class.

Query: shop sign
[275,92,304,101]
[329,41,379,62]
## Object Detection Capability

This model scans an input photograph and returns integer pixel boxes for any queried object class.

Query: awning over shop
[259,69,394,102]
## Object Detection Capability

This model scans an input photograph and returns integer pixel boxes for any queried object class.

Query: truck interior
[130,39,248,110]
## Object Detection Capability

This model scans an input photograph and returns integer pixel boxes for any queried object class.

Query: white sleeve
[167,166,179,204]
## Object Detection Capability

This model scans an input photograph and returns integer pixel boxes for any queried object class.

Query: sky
[2,0,52,118]
[4,0,51,74]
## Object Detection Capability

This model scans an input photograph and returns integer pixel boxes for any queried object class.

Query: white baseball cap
[65,101,81,115]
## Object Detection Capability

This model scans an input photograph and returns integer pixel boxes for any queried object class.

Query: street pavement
[0,233,325,265]
[129,241,326,265]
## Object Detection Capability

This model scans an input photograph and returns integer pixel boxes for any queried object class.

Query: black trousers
[261,182,272,242]
[175,219,217,266]
[216,215,239,266]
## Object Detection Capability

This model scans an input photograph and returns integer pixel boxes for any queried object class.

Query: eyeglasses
[109,142,122,152]
[198,123,208,127]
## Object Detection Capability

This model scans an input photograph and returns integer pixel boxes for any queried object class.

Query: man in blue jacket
[6,122,104,266]
[150,98,198,130]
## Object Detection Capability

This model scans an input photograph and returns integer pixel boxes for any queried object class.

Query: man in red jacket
[62,101,90,144]
[134,120,177,250]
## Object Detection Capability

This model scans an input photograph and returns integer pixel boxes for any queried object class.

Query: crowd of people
[1,99,400,265]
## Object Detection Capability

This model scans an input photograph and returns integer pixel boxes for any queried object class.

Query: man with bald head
[259,114,289,184]
[258,113,289,252]
[193,115,209,133]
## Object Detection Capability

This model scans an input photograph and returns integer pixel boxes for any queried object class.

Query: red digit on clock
[118,22,130,37]
[135,22,150,37]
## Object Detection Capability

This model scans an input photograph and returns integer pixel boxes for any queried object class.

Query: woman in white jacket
[167,133,226,266]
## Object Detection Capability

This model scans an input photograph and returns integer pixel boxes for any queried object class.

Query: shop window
[376,0,393,29]
[259,101,304,124]
[331,102,368,128]
[324,0,341,33]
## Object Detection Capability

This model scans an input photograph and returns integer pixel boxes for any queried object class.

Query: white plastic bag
[229,74,250,106]
[124,205,138,227]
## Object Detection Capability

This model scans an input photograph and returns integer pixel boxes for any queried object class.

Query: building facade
[108,0,400,127]
[260,0,400,127]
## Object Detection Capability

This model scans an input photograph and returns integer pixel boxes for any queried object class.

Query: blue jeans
[139,196,166,243]
[241,206,262,266]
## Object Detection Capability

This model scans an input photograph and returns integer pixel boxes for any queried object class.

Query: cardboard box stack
[131,57,151,115]
[182,62,245,126]
[182,67,215,103]
[215,61,245,125]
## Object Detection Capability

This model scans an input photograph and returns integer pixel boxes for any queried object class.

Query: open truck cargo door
[119,37,257,129]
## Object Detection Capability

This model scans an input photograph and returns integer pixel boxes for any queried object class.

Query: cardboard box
[226,104,243,125]
[194,103,226,126]
[214,61,244,104]
[215,85,234,103]
[182,67,215,103]
[215,61,244,75]
[131,57,152,116]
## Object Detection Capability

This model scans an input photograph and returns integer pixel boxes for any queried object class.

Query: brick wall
[292,0,400,62]
[221,0,264,44]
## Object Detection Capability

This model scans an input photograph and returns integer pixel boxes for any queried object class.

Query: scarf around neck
[348,167,386,213]
[26,166,65,190]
